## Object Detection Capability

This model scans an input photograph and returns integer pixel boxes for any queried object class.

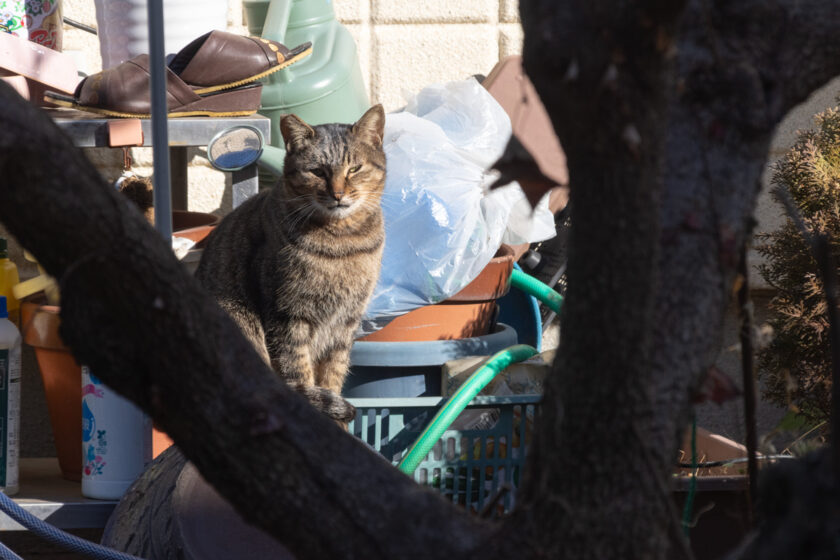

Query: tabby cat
[195,105,386,422]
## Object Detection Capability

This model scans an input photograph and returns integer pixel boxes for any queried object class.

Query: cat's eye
[309,168,326,178]
[348,165,361,174]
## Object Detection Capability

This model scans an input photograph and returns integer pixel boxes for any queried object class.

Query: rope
[0,492,143,560]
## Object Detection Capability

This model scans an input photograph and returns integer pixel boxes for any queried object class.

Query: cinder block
[372,24,499,110]
[227,0,246,30]
[187,165,230,215]
[335,0,369,24]
[344,23,372,100]
[771,75,840,153]
[61,30,103,74]
[499,23,522,58]
[63,0,97,29]
[373,0,496,24]
[500,0,520,22]
[442,350,555,397]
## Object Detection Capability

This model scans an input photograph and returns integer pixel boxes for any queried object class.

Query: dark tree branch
[0,0,837,557]
[516,0,840,558]
[650,0,840,478]
[513,1,687,558]
[0,83,491,559]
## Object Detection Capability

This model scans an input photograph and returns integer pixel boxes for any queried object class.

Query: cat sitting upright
[196,105,386,422]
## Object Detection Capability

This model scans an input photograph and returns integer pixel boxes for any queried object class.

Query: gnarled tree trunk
[0,1,839,558]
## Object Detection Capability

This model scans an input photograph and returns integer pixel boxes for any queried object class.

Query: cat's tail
[292,384,356,423]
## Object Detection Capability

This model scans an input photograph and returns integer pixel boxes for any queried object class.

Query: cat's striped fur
[196,105,386,421]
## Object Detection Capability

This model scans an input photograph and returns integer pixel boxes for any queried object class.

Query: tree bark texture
[514,2,688,558]
[0,1,839,558]
[515,0,840,558]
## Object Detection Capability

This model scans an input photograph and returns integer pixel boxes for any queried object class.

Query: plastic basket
[347,394,540,514]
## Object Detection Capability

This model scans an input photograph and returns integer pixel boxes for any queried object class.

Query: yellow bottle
[0,239,20,329]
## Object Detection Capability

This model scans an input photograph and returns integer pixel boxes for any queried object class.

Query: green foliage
[756,104,840,427]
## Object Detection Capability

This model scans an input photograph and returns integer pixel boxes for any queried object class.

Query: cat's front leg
[269,320,317,385]
[311,345,356,424]
[270,321,355,423]
[316,345,351,395]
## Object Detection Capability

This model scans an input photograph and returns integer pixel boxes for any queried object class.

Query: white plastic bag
[360,79,555,335]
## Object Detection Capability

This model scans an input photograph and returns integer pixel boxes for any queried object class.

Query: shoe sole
[191,45,313,95]
[45,95,259,118]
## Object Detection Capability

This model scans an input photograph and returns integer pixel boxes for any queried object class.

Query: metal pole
[146,0,173,240]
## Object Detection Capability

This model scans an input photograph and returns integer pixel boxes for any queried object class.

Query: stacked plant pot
[346,245,518,399]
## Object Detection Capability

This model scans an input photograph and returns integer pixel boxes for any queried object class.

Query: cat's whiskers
[286,203,319,231]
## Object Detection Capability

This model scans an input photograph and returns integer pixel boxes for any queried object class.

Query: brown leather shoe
[44,54,264,118]
[168,30,312,94]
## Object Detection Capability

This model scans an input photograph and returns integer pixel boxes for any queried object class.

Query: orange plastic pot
[21,299,171,482]
[360,245,514,342]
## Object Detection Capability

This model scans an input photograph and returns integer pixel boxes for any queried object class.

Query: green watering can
[244,0,371,184]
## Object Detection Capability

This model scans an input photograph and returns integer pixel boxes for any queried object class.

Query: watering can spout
[257,145,286,178]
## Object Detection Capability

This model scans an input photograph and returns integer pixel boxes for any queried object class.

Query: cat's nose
[332,189,345,201]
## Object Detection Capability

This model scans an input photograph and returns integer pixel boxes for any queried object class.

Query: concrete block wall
[57,0,523,216]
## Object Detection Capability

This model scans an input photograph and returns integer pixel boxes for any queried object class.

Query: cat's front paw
[300,386,356,423]
[330,398,356,424]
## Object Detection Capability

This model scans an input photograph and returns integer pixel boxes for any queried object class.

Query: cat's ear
[352,104,385,148]
[281,114,315,153]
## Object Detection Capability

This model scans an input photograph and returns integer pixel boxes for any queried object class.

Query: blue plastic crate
[347,395,540,514]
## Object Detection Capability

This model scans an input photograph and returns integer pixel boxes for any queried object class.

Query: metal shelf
[1,458,116,530]
[47,108,270,210]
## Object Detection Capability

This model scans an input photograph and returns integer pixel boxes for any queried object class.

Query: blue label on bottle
[82,400,95,443]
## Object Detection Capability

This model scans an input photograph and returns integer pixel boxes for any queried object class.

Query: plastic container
[348,394,539,514]
[497,264,542,351]
[0,297,21,496]
[346,323,518,398]
[93,0,228,69]
[254,0,370,181]
[4,0,64,51]
[81,366,151,500]
[0,239,20,328]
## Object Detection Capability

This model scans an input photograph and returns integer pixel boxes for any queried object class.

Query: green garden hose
[510,268,563,314]
[397,269,562,476]
[398,344,538,475]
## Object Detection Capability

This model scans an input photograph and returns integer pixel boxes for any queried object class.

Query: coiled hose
[397,270,563,476]
[398,344,538,475]
[0,491,142,560]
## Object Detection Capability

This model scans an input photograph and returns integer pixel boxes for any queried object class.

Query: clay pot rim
[172,210,220,247]
[445,243,514,302]
[21,298,66,350]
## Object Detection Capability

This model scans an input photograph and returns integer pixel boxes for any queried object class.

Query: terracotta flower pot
[172,210,219,247]
[21,298,172,482]
[360,244,515,342]
[21,300,82,481]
